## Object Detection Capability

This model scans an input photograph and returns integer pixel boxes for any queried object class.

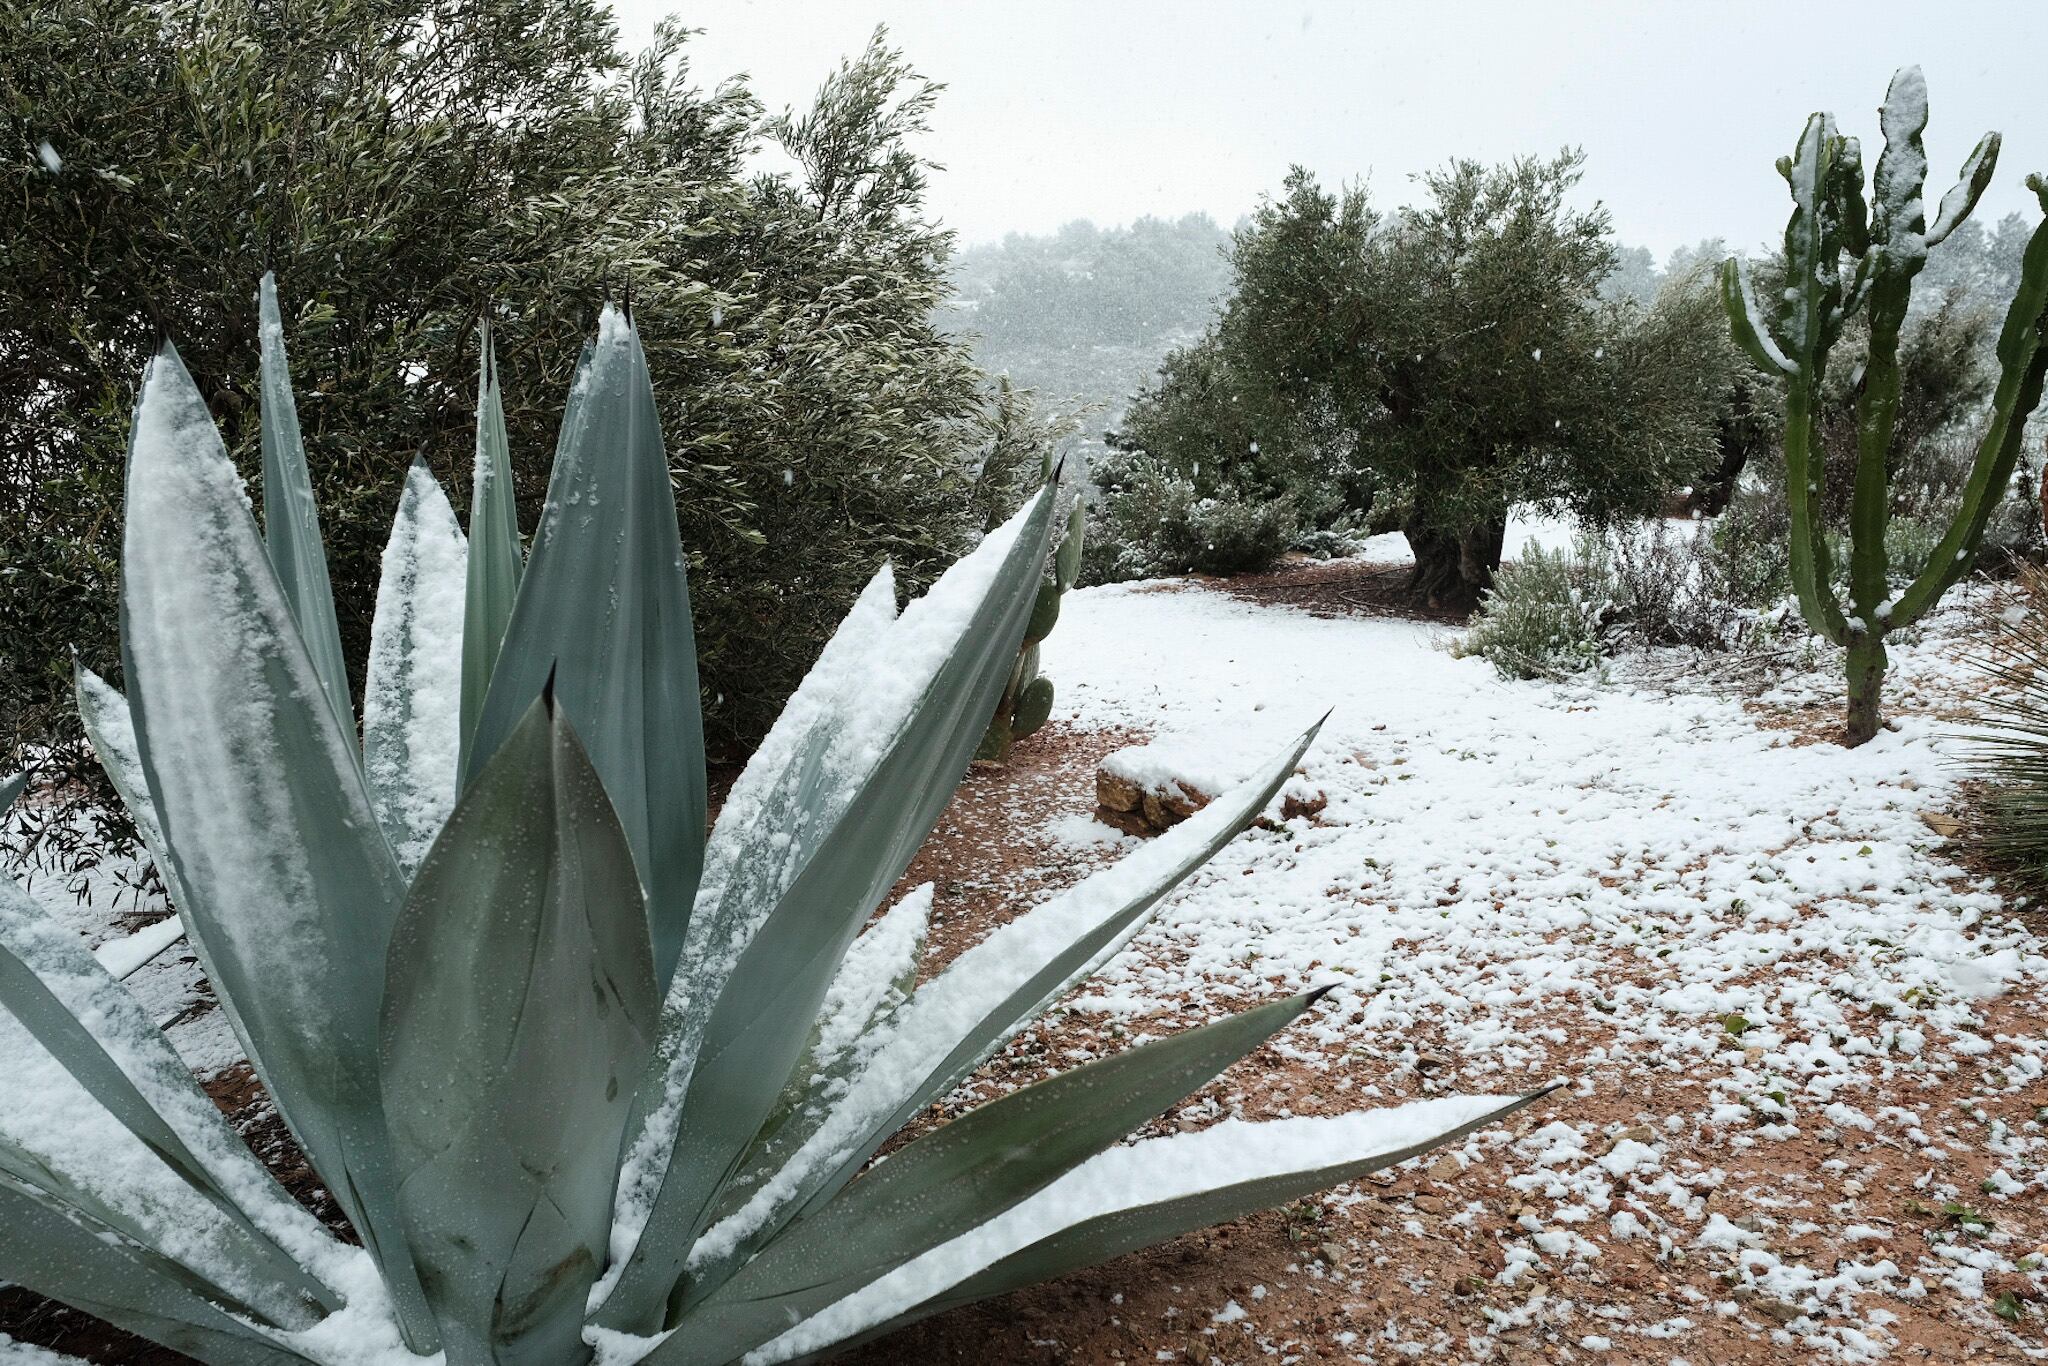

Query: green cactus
[978,496,1085,763]
[1724,68,2048,746]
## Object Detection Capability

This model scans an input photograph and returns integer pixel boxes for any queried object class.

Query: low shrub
[1455,541,1616,680]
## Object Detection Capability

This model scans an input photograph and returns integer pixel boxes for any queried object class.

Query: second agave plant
[0,279,1546,1364]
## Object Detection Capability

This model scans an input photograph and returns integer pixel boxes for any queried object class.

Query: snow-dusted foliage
[0,281,1537,1365]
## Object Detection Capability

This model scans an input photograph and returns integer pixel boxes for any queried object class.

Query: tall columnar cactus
[1722,68,2048,745]
[978,495,1085,763]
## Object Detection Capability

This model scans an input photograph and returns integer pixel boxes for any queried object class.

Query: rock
[1413,1194,1446,1214]
[1920,811,1963,839]
[1427,1154,1464,1182]
[1142,785,1208,830]
[1452,1274,1488,1298]
[1096,770,1145,813]
[1317,1241,1347,1266]
[1094,804,1155,837]
[1095,755,1216,836]
[1755,1299,1807,1326]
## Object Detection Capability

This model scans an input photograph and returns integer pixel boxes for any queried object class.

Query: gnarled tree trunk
[1404,516,1507,613]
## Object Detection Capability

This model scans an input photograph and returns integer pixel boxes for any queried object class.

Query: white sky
[608,0,2048,261]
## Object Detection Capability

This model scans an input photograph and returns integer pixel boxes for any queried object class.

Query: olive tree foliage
[1,1,1010,875]
[1099,156,1727,607]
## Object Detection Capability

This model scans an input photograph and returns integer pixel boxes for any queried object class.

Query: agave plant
[0,278,1545,1365]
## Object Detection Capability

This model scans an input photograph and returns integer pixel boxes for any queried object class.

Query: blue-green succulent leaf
[599,485,1058,1334]
[382,695,658,1366]
[466,308,706,991]
[118,340,436,1350]
[364,459,469,879]
[256,272,354,745]
[459,320,524,775]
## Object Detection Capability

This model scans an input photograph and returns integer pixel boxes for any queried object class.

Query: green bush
[2,4,1048,881]
[1455,542,1616,680]
[1081,451,1297,583]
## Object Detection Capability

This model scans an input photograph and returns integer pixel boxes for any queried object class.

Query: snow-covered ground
[1025,568,2047,1361]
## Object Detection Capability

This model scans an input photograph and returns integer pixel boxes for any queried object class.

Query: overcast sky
[609,0,2048,262]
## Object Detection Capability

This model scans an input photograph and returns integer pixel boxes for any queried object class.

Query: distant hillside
[940,214,1233,455]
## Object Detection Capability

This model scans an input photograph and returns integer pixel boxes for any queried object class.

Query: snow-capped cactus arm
[380,694,658,1366]
[363,458,469,879]
[0,1178,317,1366]
[656,989,1337,1365]
[754,1092,1555,1365]
[673,718,1322,1306]
[1927,131,2001,248]
[118,340,437,1349]
[459,319,523,774]
[598,486,1060,1335]
[0,871,344,1299]
[256,273,354,745]
[1893,175,2048,626]
[466,308,705,991]
[1718,258,1797,377]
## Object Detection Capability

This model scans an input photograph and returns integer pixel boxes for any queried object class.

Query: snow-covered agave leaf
[459,321,524,774]
[74,667,194,981]
[0,872,340,1310]
[660,989,1331,1363]
[118,341,435,1348]
[0,1176,312,1366]
[600,486,1057,1333]
[380,695,658,1366]
[765,1092,1554,1363]
[257,272,353,742]
[0,770,22,816]
[466,308,705,990]
[677,716,1322,1302]
[364,459,469,878]
[713,884,934,1226]
[0,999,326,1333]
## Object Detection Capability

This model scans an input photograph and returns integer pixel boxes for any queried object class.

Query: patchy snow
[91,912,184,979]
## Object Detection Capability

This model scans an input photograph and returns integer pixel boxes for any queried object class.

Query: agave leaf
[466,308,705,991]
[0,871,341,1309]
[679,717,1321,1302]
[660,988,1333,1363]
[459,320,524,775]
[0,1176,314,1366]
[118,341,436,1349]
[257,272,354,743]
[599,486,1058,1333]
[74,667,198,982]
[381,693,658,1366]
[0,1000,327,1331]
[766,1091,1554,1363]
[364,459,470,878]
[711,884,934,1226]
[0,770,22,816]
